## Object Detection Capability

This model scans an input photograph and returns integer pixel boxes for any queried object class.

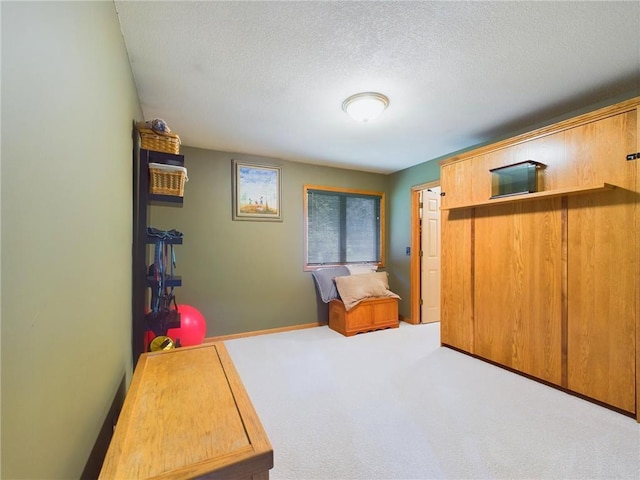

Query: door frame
[410,180,441,325]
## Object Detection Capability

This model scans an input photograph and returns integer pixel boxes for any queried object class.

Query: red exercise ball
[167,304,207,347]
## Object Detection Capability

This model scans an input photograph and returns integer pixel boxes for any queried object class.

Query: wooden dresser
[99,343,273,479]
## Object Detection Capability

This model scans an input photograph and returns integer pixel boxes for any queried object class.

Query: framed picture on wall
[232,160,282,221]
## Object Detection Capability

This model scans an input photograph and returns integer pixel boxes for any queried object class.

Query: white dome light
[342,92,389,123]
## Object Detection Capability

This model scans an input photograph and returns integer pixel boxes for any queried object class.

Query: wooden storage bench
[329,297,399,336]
[99,343,273,480]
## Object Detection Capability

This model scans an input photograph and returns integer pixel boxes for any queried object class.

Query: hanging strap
[148,227,182,314]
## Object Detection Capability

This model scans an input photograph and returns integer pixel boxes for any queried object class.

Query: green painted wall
[387,160,440,320]
[149,147,389,336]
[1,3,637,477]
[1,2,142,478]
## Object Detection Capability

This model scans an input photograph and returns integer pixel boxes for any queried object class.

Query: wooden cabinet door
[440,208,474,352]
[349,302,376,329]
[566,110,637,413]
[440,163,473,350]
[441,149,512,209]
[474,200,563,385]
[440,150,509,351]
[440,161,471,210]
[371,299,398,326]
[511,129,567,192]
[471,141,563,385]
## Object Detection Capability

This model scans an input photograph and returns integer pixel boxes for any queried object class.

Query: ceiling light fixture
[342,92,389,123]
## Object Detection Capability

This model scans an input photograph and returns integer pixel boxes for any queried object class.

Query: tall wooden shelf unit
[132,131,185,363]
[439,97,640,421]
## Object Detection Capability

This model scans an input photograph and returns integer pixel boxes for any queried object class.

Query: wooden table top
[99,343,273,479]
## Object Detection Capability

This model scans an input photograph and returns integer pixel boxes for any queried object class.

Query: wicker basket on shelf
[149,163,188,197]
[139,127,181,154]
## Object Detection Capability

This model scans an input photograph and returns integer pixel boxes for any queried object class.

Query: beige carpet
[225,322,640,479]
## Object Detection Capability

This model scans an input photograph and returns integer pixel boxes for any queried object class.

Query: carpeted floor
[225,322,640,480]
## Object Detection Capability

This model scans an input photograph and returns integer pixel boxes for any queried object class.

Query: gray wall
[149,147,389,336]
[1,2,141,478]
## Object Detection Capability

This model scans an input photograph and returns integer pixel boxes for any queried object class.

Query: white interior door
[421,187,441,323]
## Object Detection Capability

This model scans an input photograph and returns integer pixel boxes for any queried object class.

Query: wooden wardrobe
[439,97,639,420]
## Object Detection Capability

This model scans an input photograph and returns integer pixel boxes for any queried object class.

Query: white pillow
[334,271,400,311]
[346,263,378,275]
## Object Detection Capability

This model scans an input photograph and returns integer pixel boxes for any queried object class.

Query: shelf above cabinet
[441,183,617,211]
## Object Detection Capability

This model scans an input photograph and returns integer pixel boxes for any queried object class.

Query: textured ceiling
[115,1,640,174]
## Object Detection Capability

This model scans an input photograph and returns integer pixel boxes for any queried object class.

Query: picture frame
[232,160,282,221]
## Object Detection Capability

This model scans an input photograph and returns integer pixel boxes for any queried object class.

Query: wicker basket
[139,127,181,154]
[149,163,188,197]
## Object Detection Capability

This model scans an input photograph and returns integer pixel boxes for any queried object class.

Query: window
[304,185,385,270]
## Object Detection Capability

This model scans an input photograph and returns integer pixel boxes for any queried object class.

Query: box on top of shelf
[149,163,188,197]
[139,127,181,155]
[137,119,180,154]
[490,160,546,198]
